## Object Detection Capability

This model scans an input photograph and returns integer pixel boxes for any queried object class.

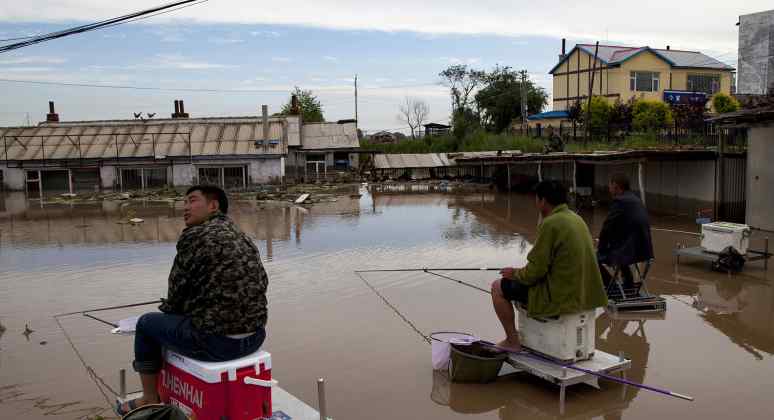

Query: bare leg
[491,279,521,351]
[140,373,161,404]
[118,373,160,413]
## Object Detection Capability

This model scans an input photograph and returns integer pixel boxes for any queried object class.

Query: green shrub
[712,93,740,114]
[632,100,673,131]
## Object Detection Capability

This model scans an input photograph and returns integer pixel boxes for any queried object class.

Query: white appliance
[517,307,596,362]
[701,222,751,255]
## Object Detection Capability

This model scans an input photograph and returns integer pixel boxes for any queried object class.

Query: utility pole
[585,41,600,144]
[354,74,358,130]
[520,70,529,133]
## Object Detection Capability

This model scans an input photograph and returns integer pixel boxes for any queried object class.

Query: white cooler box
[517,307,595,362]
[701,222,751,255]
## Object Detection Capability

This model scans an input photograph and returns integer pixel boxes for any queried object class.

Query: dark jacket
[159,212,268,335]
[598,191,654,267]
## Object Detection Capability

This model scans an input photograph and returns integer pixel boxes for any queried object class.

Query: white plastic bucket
[430,332,478,370]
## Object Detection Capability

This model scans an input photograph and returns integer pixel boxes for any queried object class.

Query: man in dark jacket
[116,185,268,415]
[597,173,654,289]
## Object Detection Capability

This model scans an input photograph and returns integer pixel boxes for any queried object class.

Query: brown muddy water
[1,188,773,420]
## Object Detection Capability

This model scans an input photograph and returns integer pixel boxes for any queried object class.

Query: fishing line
[424,270,492,295]
[355,271,431,344]
[50,299,162,409]
[54,316,119,407]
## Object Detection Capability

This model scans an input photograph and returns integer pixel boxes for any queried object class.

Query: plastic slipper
[114,398,138,417]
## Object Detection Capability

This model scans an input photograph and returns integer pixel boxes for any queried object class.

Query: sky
[0,1,767,133]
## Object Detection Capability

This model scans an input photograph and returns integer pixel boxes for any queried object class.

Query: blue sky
[0,1,759,132]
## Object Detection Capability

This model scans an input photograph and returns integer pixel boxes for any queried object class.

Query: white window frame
[630,71,660,92]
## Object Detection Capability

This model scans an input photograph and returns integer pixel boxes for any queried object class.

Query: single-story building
[524,110,571,137]
[424,122,451,137]
[0,100,359,194]
[287,120,360,182]
[711,102,774,231]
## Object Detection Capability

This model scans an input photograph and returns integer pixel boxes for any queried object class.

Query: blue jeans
[133,312,266,374]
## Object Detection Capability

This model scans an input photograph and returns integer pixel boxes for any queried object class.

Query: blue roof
[527,111,569,121]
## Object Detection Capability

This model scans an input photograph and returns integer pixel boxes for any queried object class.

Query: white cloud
[322,56,338,62]
[0,56,67,65]
[208,36,244,44]
[250,30,281,38]
[271,57,291,62]
[1,1,763,51]
[441,57,481,65]
[152,54,236,69]
[0,66,54,72]
[102,33,127,39]
[81,54,236,70]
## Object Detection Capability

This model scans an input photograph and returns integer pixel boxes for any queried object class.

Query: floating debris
[39,341,47,345]
[129,218,145,224]
[23,323,34,339]
[295,193,310,204]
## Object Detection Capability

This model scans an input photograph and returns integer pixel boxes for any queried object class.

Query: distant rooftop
[550,44,735,74]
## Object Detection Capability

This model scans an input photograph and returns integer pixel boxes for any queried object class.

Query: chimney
[172,99,189,119]
[560,38,567,61]
[46,101,59,122]
[262,105,270,142]
[666,45,671,50]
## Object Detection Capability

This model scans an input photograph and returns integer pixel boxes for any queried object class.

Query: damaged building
[0,100,359,195]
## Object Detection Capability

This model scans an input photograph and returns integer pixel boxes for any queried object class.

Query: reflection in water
[3,189,774,420]
[669,271,774,359]
[429,311,654,420]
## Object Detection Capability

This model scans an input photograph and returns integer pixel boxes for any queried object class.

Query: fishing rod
[356,268,495,294]
[479,340,694,402]
[53,299,162,318]
[356,267,503,273]
[424,270,491,294]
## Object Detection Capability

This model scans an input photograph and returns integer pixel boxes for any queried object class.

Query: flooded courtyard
[1,188,773,420]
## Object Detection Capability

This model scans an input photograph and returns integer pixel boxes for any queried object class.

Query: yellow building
[549,43,735,111]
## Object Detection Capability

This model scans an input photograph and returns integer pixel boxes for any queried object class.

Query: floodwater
[1,187,773,420]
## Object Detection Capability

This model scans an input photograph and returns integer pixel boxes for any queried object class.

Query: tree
[280,87,324,123]
[581,96,613,137]
[439,64,485,112]
[712,93,740,114]
[397,97,430,139]
[632,100,673,132]
[451,107,480,149]
[474,66,548,132]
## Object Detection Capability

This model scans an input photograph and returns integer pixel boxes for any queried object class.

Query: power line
[0,78,291,93]
[0,0,204,53]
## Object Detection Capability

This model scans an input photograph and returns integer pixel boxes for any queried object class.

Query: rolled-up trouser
[133,312,266,374]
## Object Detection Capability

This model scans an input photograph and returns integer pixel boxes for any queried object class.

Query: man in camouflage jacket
[116,185,268,416]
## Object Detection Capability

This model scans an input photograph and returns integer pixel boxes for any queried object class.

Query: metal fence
[515,123,748,151]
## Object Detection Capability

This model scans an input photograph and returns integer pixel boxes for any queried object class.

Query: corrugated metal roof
[373,153,454,169]
[0,120,287,161]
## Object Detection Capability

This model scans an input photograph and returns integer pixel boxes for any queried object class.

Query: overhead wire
[0,0,203,53]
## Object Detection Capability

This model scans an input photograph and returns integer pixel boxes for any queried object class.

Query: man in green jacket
[491,180,607,351]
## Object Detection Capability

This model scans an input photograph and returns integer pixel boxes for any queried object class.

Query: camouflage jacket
[159,212,268,335]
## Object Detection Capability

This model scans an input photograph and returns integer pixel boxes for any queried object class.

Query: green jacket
[513,204,608,318]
